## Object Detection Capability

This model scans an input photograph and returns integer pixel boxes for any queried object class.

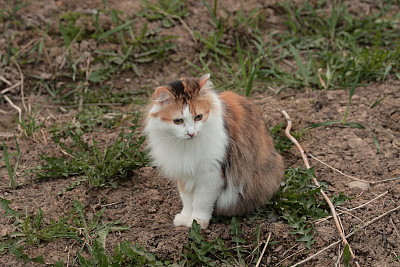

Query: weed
[183,220,233,266]
[139,0,189,28]
[72,200,129,249]
[0,198,78,245]
[307,72,381,153]
[88,23,175,85]
[36,114,148,187]
[18,113,46,139]
[80,86,148,105]
[1,136,21,188]
[8,244,46,264]
[254,167,349,249]
[59,12,83,46]
[270,0,400,90]
[0,198,131,266]
[278,168,326,247]
[343,243,352,267]
[0,1,29,31]
[188,1,267,95]
[77,240,164,266]
[230,217,247,265]
[183,218,267,266]
[79,107,120,128]
[31,8,176,105]
[270,122,304,153]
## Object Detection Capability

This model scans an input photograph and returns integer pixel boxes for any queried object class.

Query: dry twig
[255,232,271,267]
[315,191,388,224]
[153,7,197,44]
[279,109,356,262]
[14,62,27,112]
[307,153,370,183]
[3,95,22,132]
[0,81,21,94]
[0,75,12,86]
[308,153,400,185]
[277,247,306,266]
[291,205,400,266]
[372,176,400,185]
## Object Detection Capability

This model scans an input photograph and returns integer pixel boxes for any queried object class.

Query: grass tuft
[253,167,348,249]
[1,136,21,188]
[36,114,148,187]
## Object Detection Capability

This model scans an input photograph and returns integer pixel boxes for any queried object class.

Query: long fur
[144,75,284,228]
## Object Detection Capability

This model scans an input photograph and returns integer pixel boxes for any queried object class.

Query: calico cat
[144,74,284,229]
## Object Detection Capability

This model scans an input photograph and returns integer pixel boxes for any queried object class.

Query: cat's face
[148,74,213,140]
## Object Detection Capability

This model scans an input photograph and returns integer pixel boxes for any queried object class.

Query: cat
[144,74,284,229]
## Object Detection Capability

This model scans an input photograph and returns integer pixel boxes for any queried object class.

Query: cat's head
[147,74,214,140]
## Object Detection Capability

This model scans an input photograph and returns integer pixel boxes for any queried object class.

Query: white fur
[149,104,161,114]
[145,91,227,178]
[145,87,235,228]
[216,182,243,211]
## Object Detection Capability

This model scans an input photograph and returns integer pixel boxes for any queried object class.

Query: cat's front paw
[173,213,192,227]
[173,214,210,229]
[192,217,209,229]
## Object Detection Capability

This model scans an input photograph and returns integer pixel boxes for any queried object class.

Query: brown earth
[0,0,399,266]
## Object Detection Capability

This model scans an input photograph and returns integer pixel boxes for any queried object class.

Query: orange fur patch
[150,78,213,123]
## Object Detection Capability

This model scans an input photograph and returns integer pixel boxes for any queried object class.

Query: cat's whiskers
[144,74,284,229]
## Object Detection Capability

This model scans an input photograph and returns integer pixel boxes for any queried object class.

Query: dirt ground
[0,0,399,266]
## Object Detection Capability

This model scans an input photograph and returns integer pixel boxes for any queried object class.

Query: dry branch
[0,81,21,95]
[14,62,27,113]
[307,153,371,183]
[279,109,356,263]
[315,191,388,224]
[291,205,400,266]
[255,232,271,267]
[3,95,22,132]
[0,75,12,86]
[307,153,400,185]
[153,7,198,44]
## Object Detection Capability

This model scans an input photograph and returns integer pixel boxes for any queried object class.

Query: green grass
[260,0,400,90]
[190,0,400,94]
[1,136,21,188]
[270,122,305,153]
[1,4,176,108]
[0,0,398,265]
[188,1,267,95]
[36,114,148,187]
[252,167,348,249]
[139,0,189,28]
[2,165,346,265]
[0,198,135,266]
[18,112,46,139]
[183,218,263,266]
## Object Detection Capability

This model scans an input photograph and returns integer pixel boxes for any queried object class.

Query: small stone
[348,181,370,190]
[40,73,52,79]
[148,208,157,214]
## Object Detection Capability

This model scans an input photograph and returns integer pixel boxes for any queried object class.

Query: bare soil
[0,0,399,266]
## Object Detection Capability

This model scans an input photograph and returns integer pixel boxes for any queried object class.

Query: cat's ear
[199,74,211,89]
[154,86,174,104]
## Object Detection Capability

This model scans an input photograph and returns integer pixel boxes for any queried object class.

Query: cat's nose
[188,132,195,138]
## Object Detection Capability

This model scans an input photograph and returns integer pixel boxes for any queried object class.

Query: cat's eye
[194,114,203,121]
[173,118,184,125]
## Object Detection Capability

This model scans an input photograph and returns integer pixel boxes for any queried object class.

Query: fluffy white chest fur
[144,75,284,229]
[145,94,227,181]
[145,91,229,229]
